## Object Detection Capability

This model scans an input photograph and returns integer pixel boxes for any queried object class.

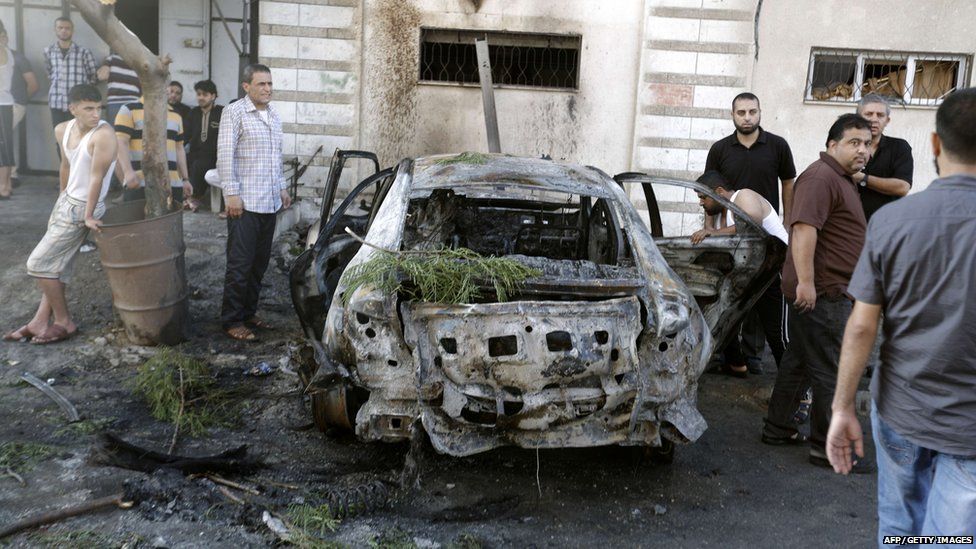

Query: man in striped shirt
[97,52,140,131]
[113,96,192,203]
[43,17,97,127]
[217,63,290,341]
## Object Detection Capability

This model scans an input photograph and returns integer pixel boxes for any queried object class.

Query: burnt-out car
[290,152,785,457]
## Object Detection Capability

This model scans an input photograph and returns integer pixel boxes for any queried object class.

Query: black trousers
[723,279,787,367]
[763,296,852,451]
[50,108,72,127]
[189,156,216,200]
[221,210,276,328]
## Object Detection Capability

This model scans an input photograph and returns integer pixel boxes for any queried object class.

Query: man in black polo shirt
[854,93,913,221]
[705,92,797,375]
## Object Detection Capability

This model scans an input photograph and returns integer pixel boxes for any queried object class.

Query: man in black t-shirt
[854,93,913,221]
[705,93,797,217]
[705,93,797,375]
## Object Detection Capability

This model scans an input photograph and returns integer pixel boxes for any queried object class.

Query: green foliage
[129,348,231,437]
[342,248,540,305]
[287,503,341,536]
[283,504,344,548]
[0,441,59,473]
[435,151,490,166]
[55,418,115,437]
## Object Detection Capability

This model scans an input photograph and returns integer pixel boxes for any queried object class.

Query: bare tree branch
[69,0,174,218]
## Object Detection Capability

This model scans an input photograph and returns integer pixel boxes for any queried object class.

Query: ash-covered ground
[0,178,876,548]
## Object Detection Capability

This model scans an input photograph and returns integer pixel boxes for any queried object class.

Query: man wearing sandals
[4,84,115,344]
[217,64,290,341]
[828,89,976,541]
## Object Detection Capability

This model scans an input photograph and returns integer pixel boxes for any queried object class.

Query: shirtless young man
[691,170,789,378]
[3,84,116,344]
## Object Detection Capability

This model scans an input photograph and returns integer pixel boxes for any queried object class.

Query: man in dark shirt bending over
[854,93,913,220]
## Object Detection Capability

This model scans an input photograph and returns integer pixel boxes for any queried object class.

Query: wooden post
[69,0,173,219]
[475,38,501,154]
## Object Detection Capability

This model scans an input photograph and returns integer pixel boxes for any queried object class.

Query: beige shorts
[26,194,104,284]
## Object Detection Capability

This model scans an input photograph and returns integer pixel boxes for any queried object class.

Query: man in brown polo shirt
[762,113,873,472]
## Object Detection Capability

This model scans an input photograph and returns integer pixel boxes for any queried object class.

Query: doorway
[114,0,159,54]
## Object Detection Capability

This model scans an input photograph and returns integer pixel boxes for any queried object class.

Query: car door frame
[614,174,787,352]
[290,162,395,340]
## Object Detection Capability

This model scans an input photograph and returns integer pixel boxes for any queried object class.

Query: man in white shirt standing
[3,84,116,344]
[217,63,290,341]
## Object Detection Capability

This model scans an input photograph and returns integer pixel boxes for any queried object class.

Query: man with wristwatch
[855,93,913,221]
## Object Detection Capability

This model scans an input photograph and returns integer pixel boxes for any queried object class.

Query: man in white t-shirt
[691,170,791,387]
[3,84,116,344]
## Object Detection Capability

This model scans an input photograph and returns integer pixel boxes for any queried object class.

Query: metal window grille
[419,28,582,90]
[805,48,971,107]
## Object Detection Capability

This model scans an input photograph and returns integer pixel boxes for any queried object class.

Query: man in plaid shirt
[43,17,97,127]
[217,63,291,341]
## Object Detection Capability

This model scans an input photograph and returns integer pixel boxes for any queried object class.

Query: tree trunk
[69,0,172,219]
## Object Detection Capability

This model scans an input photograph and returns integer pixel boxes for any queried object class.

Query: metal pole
[475,37,501,153]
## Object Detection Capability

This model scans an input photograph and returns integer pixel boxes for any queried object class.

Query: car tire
[645,438,675,465]
[311,385,361,432]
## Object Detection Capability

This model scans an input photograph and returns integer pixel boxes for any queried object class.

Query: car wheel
[311,385,362,432]
[645,438,675,465]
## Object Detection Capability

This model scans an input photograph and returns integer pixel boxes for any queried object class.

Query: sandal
[245,317,274,330]
[3,325,38,342]
[224,325,258,342]
[31,324,78,345]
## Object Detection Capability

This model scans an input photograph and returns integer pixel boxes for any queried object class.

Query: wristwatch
[859,173,868,187]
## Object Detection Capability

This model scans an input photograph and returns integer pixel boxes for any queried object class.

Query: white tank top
[726,190,789,244]
[0,47,14,105]
[62,119,115,205]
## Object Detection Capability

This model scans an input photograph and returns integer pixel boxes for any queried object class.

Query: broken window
[419,28,582,90]
[806,48,969,106]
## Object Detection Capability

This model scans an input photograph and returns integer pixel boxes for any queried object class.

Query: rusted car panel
[295,153,781,457]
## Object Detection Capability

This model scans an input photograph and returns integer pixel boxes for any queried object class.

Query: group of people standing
[695,90,976,539]
[4,17,286,349]
[1,17,224,210]
[3,24,291,356]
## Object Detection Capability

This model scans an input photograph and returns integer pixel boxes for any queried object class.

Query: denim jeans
[873,407,976,547]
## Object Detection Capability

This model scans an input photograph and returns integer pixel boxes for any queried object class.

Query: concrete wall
[256,0,974,216]
[632,0,758,234]
[259,0,361,198]
[751,0,976,191]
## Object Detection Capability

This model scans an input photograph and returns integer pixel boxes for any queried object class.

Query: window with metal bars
[419,28,581,90]
[806,48,970,107]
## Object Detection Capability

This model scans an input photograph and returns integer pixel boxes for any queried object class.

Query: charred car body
[291,152,785,457]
